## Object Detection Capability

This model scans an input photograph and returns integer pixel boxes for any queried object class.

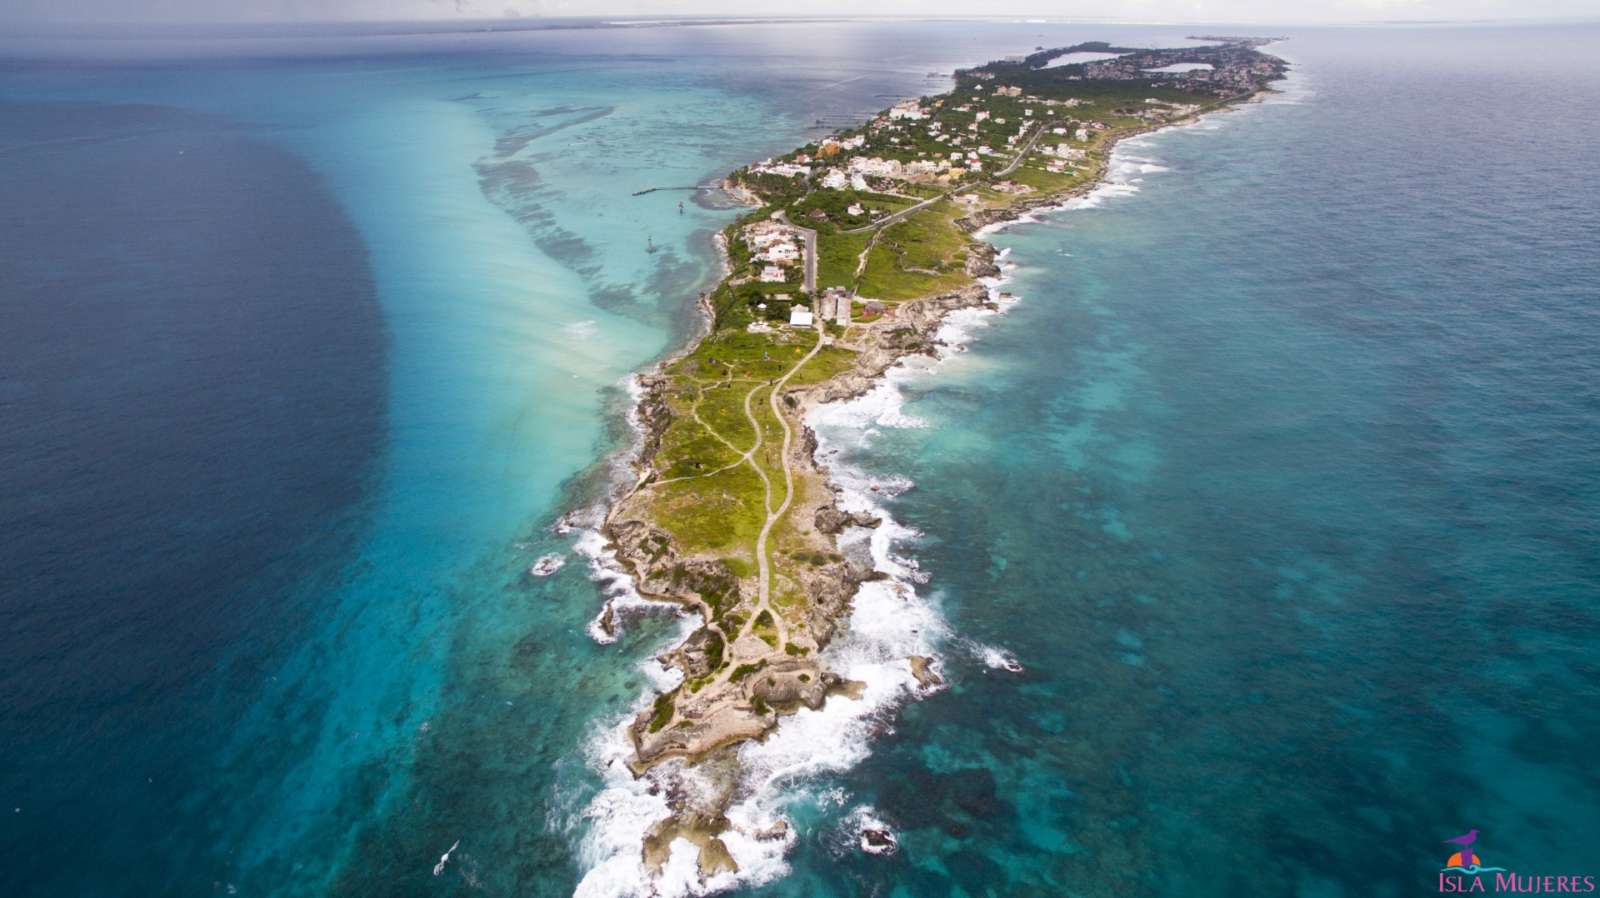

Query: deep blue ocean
[1,19,1597,898]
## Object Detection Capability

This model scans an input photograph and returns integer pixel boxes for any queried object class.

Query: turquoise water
[791,24,1600,898]
[2,19,1597,898]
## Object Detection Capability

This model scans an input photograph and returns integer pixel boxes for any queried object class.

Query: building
[749,161,811,178]
[887,99,927,121]
[848,156,903,179]
[760,242,801,264]
[788,307,814,327]
[759,265,786,283]
[818,288,851,325]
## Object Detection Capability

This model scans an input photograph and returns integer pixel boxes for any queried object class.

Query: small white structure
[759,265,786,283]
[788,307,815,328]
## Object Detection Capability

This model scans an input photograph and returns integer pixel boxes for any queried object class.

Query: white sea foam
[573,638,794,898]
[960,637,1025,673]
[572,521,681,645]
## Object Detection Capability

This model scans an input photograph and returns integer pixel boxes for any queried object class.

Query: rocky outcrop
[814,506,883,535]
[618,375,676,494]
[965,241,1002,278]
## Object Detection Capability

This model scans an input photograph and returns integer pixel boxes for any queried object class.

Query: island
[595,37,1288,879]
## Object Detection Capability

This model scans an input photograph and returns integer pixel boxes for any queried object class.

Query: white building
[848,156,903,179]
[818,289,852,326]
[820,168,848,190]
[788,307,815,327]
[761,242,801,264]
[750,161,811,178]
[887,100,927,121]
[759,265,786,283]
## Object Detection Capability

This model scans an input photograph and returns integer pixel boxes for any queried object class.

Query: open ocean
[2,19,1597,898]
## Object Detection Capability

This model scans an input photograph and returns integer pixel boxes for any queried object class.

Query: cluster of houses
[743,220,804,284]
[740,219,891,330]
[745,77,1118,195]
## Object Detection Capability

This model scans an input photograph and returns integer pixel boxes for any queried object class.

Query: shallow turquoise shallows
[1,20,1597,898]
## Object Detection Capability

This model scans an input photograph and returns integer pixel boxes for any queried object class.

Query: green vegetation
[648,690,677,733]
[857,203,971,301]
[753,610,779,648]
[652,464,765,556]
[789,345,859,386]
[816,230,871,291]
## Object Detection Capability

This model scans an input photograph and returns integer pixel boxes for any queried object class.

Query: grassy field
[816,231,872,292]
[857,202,973,301]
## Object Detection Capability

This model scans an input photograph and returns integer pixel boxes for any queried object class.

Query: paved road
[772,209,818,295]
[798,226,818,294]
[840,193,946,235]
[997,122,1046,177]
[838,123,1047,235]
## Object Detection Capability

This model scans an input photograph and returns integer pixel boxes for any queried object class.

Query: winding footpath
[737,324,826,661]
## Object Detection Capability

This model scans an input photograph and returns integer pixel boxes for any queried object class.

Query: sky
[3,0,1596,28]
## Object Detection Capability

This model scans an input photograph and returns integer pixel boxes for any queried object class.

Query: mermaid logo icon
[1442,829,1507,875]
